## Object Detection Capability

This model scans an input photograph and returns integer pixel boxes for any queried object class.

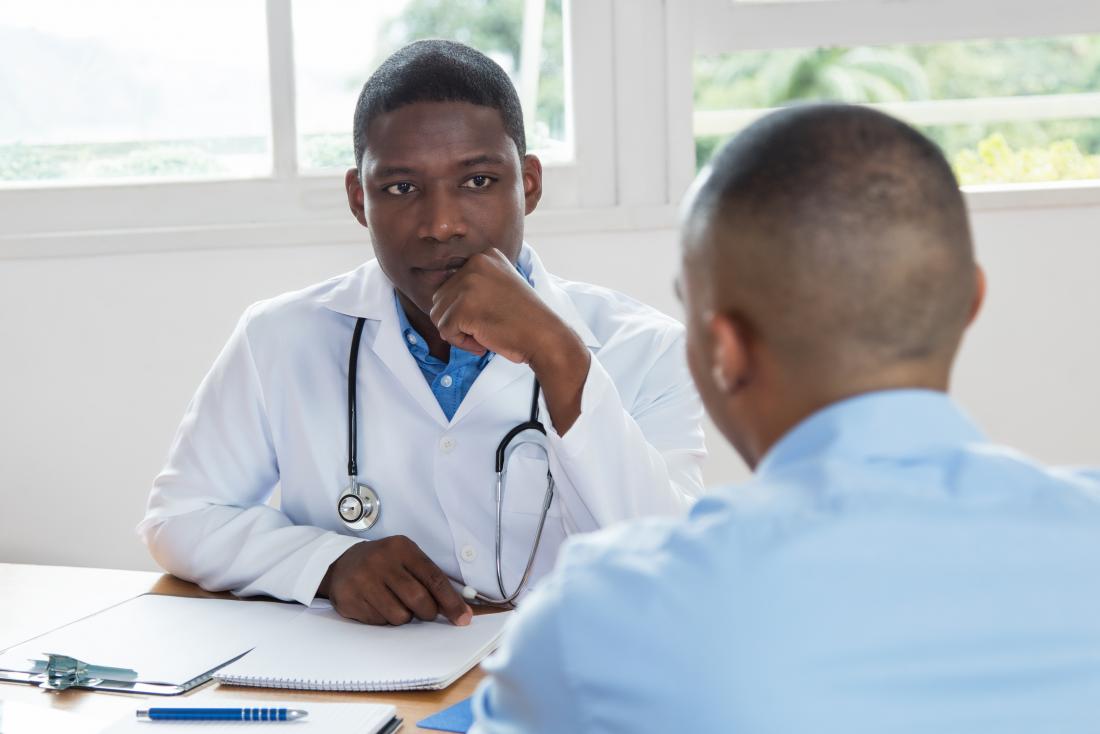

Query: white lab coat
[139,245,706,605]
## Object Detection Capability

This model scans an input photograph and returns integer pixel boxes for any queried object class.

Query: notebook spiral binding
[217,674,440,692]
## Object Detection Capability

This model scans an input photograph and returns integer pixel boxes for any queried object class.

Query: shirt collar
[394,290,492,368]
[755,389,988,480]
[315,243,601,348]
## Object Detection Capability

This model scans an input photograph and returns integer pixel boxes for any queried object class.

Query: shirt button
[406,332,417,345]
[440,436,456,453]
[440,375,453,388]
[460,545,477,562]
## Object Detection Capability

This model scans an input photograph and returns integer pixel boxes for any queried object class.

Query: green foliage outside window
[0,137,261,182]
[954,134,1100,185]
[694,35,1100,184]
[379,0,567,151]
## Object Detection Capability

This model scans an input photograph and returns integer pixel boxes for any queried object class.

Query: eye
[461,175,495,190]
[383,182,417,196]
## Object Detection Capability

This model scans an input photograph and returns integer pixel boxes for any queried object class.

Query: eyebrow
[370,153,508,179]
[373,165,418,179]
[460,154,508,167]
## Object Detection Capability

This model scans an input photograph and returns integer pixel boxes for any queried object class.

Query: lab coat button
[440,375,453,388]
[440,436,456,453]
[460,545,477,562]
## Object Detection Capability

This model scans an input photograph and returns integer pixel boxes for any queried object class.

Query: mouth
[412,256,469,285]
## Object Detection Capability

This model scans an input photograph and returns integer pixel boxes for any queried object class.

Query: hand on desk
[317,537,473,627]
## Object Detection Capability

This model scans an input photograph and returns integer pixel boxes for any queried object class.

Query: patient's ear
[708,312,750,395]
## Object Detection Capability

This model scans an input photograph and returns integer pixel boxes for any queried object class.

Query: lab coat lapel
[523,245,601,350]
[369,301,450,428]
[450,245,599,425]
[450,354,531,425]
[317,261,449,426]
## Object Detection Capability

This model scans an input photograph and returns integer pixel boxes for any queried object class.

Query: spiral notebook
[215,606,512,692]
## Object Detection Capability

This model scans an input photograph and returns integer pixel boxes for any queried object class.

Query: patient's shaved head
[684,104,976,380]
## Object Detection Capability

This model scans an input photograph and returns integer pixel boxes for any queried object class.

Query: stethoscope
[336,317,556,607]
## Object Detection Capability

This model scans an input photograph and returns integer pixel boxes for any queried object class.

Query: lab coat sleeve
[543,328,706,532]
[138,308,361,605]
[470,569,586,734]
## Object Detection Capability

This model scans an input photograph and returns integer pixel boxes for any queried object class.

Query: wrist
[528,322,589,380]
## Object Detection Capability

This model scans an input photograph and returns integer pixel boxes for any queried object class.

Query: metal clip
[34,653,138,692]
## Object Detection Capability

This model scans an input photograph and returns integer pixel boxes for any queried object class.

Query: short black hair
[352,39,526,171]
[687,103,976,370]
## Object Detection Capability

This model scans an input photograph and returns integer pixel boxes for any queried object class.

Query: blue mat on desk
[417,696,473,733]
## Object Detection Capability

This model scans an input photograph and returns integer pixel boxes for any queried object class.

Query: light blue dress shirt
[394,259,533,421]
[472,389,1100,733]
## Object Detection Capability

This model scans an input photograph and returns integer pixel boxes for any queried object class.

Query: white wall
[1,202,1098,571]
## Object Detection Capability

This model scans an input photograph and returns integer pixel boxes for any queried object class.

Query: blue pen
[136,707,308,722]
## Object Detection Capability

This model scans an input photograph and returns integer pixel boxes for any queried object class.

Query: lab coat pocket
[500,451,559,517]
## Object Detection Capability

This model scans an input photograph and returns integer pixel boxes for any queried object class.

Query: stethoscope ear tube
[347,317,367,479]
[495,420,546,472]
[494,379,544,471]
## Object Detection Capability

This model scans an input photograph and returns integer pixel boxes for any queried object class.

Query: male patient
[471,104,1100,732]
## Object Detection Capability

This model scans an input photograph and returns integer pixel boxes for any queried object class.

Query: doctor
[140,40,705,626]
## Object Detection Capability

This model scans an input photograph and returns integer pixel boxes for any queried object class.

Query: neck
[747,362,952,467]
[396,291,451,361]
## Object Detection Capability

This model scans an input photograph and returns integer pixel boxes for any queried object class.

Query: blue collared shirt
[395,296,492,421]
[395,257,533,421]
[472,389,1100,733]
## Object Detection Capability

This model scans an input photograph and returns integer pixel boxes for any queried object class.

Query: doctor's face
[345,101,543,316]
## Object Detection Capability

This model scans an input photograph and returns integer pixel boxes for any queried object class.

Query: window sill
[1,182,1096,260]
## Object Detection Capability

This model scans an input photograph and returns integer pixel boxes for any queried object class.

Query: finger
[485,247,512,268]
[404,549,473,626]
[434,300,488,355]
[333,593,388,626]
[429,262,476,315]
[387,568,439,622]
[430,276,458,316]
[363,581,414,626]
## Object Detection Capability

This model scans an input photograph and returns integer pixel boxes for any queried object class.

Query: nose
[417,186,468,243]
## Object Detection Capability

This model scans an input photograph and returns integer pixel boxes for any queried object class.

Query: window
[4,0,1097,258]
[688,0,1100,197]
[0,0,620,255]
[0,0,570,186]
[695,34,1100,185]
[292,0,569,172]
[0,0,271,184]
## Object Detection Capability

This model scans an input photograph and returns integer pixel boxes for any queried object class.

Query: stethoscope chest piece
[337,481,381,531]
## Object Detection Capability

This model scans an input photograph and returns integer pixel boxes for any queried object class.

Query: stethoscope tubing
[341,316,553,607]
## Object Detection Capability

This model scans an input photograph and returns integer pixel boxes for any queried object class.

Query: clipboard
[0,594,306,695]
